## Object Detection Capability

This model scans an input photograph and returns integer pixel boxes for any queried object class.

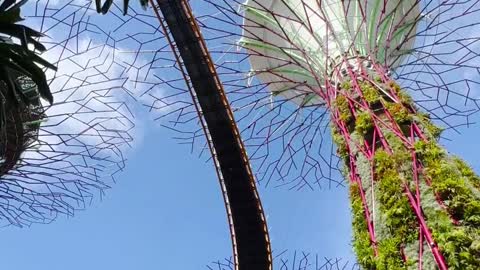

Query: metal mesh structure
[18,0,480,268]
[20,2,276,269]
[207,250,359,270]
[0,0,138,227]
[141,0,480,191]
[137,0,480,269]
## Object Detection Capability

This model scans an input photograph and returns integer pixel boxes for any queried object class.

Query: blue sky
[1,1,480,269]
[1,111,479,270]
[0,120,356,269]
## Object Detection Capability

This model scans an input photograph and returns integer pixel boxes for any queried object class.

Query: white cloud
[0,0,173,226]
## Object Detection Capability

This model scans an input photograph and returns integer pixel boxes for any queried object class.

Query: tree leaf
[123,0,130,15]
[0,0,15,12]
[94,0,149,15]
[101,0,114,14]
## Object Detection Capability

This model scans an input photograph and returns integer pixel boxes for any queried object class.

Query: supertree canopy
[137,0,480,269]
[0,0,135,227]
[18,2,274,269]
[207,250,360,270]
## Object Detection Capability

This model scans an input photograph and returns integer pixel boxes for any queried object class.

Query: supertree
[10,1,273,269]
[0,0,134,227]
[136,0,480,269]
[207,250,360,270]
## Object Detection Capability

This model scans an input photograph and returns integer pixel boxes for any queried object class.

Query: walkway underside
[153,1,272,269]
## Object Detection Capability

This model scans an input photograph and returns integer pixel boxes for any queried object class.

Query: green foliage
[376,238,405,270]
[341,81,352,90]
[0,0,55,133]
[334,75,480,269]
[453,157,480,190]
[334,95,352,122]
[350,183,376,269]
[422,155,480,224]
[414,141,445,162]
[373,150,394,174]
[434,228,480,269]
[416,141,480,269]
[372,136,480,269]
[355,112,373,136]
[425,122,443,139]
[331,128,348,159]
[471,240,480,255]
[384,131,406,153]
[417,113,443,139]
[0,0,55,102]
[388,81,402,94]
[359,81,380,104]
[346,145,418,269]
[385,81,413,104]
[373,150,417,269]
[397,90,413,105]
[385,103,411,124]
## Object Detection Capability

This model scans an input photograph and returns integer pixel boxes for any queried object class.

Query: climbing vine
[331,76,480,269]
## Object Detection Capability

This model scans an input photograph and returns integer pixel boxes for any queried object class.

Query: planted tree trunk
[0,77,43,175]
[329,63,480,269]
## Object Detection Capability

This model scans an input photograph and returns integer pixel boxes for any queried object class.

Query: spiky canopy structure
[207,250,359,270]
[134,0,480,269]
[238,0,480,268]
[30,0,480,268]
[22,2,273,269]
[0,1,135,227]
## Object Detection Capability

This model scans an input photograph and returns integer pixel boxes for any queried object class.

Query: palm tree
[0,0,55,106]
[0,0,55,174]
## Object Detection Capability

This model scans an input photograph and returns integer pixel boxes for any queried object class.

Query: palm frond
[95,0,149,15]
[0,0,56,133]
